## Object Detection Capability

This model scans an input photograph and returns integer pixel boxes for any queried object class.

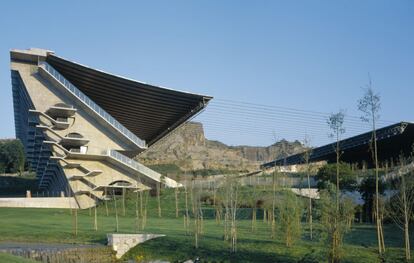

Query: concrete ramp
[291,188,320,199]
[107,233,165,259]
[0,197,78,209]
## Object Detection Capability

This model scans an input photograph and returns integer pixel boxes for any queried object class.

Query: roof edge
[49,54,213,100]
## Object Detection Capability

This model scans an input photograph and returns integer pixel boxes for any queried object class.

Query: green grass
[0,188,412,262]
[0,253,38,263]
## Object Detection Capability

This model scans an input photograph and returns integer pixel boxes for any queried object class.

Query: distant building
[10,48,212,208]
[262,122,414,170]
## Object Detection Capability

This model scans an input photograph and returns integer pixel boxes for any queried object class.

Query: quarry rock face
[139,122,304,171]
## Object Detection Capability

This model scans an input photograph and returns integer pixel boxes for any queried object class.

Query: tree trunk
[122,188,126,217]
[105,188,109,216]
[157,182,161,218]
[113,190,119,232]
[175,187,179,218]
[307,173,313,240]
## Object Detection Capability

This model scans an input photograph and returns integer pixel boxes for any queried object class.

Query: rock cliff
[138,122,304,171]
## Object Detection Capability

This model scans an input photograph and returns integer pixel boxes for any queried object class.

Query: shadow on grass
[123,235,299,263]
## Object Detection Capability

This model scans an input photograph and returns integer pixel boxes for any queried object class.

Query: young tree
[271,162,277,239]
[326,111,346,263]
[192,182,204,249]
[278,190,302,247]
[140,190,149,230]
[318,184,353,263]
[221,176,240,253]
[327,111,346,209]
[222,176,239,253]
[104,187,109,216]
[157,176,165,218]
[122,188,126,216]
[213,176,222,224]
[175,174,181,218]
[135,190,140,233]
[250,182,258,232]
[358,84,384,254]
[113,190,119,232]
[183,175,190,235]
[229,180,239,253]
[271,133,278,239]
[386,156,414,261]
[303,136,314,240]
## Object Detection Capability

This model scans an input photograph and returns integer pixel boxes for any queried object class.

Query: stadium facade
[11,48,212,209]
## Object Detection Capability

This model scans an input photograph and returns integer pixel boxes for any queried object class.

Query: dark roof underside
[261,122,414,169]
[46,55,212,146]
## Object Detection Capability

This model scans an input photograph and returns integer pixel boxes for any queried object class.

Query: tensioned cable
[203,105,391,129]
[191,98,397,147]
[214,98,395,124]
[197,114,376,133]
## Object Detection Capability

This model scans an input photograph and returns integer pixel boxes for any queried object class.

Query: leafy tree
[316,163,357,191]
[358,176,385,223]
[0,140,26,174]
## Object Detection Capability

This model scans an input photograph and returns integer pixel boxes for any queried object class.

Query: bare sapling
[184,175,190,235]
[358,81,385,255]
[192,185,204,249]
[157,177,163,218]
[135,190,140,232]
[386,154,414,261]
[113,190,119,232]
[122,188,126,216]
[327,111,346,262]
[141,190,149,230]
[303,136,313,240]
[175,174,180,218]
[278,190,302,247]
[251,182,257,232]
[104,187,109,216]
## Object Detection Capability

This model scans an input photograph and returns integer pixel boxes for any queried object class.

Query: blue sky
[0,1,413,146]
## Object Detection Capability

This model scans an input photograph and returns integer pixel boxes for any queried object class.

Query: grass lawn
[0,188,412,262]
[0,252,38,263]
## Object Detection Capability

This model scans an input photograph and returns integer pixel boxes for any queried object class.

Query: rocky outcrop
[138,122,304,171]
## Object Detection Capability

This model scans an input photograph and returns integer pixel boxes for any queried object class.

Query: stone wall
[0,244,115,263]
[107,233,165,259]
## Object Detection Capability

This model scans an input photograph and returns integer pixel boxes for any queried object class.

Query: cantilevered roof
[261,122,414,169]
[45,54,212,147]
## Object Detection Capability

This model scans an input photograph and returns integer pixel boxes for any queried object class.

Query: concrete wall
[0,197,78,209]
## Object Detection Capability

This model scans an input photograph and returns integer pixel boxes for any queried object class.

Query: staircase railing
[108,149,181,188]
[38,61,146,149]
